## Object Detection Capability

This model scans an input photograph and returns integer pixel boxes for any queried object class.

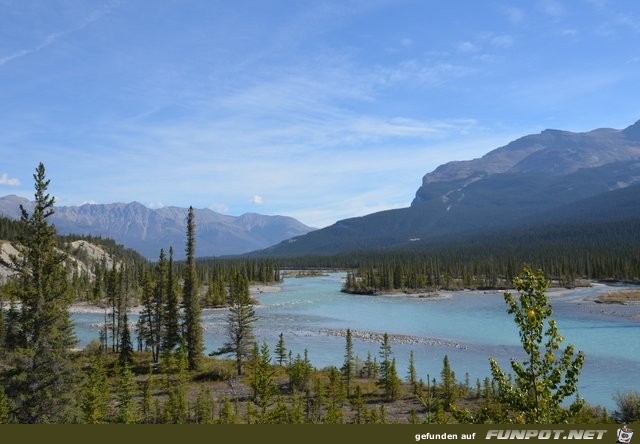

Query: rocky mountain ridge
[0,197,315,259]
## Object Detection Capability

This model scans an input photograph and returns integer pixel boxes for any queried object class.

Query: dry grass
[596,290,640,304]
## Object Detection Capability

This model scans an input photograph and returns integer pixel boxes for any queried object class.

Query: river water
[72,272,640,410]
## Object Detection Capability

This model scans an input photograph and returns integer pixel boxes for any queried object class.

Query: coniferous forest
[1,164,639,424]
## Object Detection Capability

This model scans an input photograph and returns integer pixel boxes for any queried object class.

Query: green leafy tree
[2,163,77,423]
[613,390,640,423]
[182,207,203,370]
[489,267,585,423]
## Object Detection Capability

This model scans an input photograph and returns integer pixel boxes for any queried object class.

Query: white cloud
[250,195,264,205]
[458,41,480,53]
[147,201,164,209]
[400,37,413,47]
[502,6,525,24]
[540,0,565,18]
[491,35,515,48]
[0,173,20,186]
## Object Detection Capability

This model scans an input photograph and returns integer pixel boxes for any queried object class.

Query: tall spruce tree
[162,246,180,354]
[182,207,203,370]
[275,332,287,366]
[341,328,355,397]
[377,333,401,401]
[2,163,77,423]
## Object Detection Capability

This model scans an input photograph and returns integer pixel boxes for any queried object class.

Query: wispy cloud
[539,0,565,18]
[0,173,20,186]
[0,1,119,67]
[491,35,515,48]
[502,5,525,24]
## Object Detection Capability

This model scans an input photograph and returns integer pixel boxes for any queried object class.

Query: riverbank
[68,283,283,314]
[595,290,640,304]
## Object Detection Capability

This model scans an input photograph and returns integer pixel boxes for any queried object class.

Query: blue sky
[1,0,639,228]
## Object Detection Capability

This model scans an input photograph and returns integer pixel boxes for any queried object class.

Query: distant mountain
[0,197,315,259]
[255,120,640,257]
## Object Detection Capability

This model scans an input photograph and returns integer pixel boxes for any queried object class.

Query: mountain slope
[0,198,315,259]
[254,120,640,257]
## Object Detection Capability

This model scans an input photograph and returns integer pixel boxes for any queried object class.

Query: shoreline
[68,283,284,314]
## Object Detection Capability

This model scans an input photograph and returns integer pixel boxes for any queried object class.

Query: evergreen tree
[162,246,180,354]
[287,349,313,393]
[212,272,256,375]
[440,354,457,408]
[275,332,287,366]
[115,363,138,423]
[377,333,401,401]
[489,267,585,423]
[340,328,355,397]
[80,353,109,424]
[182,207,203,370]
[193,387,215,424]
[2,163,77,423]
[0,386,10,424]
[119,310,134,365]
[408,350,419,395]
[138,271,154,354]
[151,249,167,362]
[249,341,277,421]
[141,369,154,424]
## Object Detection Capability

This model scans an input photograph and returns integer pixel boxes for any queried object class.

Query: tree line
[1,164,638,424]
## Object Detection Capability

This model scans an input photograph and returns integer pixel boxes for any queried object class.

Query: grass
[596,290,640,304]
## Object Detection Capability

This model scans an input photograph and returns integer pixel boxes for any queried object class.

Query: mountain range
[255,119,640,256]
[4,120,640,260]
[0,197,315,259]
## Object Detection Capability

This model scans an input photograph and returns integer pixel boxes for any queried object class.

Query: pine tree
[340,328,355,397]
[119,310,134,365]
[249,341,277,421]
[3,163,77,423]
[275,332,287,366]
[377,333,401,401]
[80,353,109,424]
[182,207,203,370]
[440,354,457,408]
[138,271,154,354]
[115,363,138,423]
[151,248,167,362]
[162,246,180,354]
[212,272,256,375]
[193,387,215,424]
[141,369,154,424]
[408,350,419,395]
[0,386,11,424]
[489,267,585,423]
